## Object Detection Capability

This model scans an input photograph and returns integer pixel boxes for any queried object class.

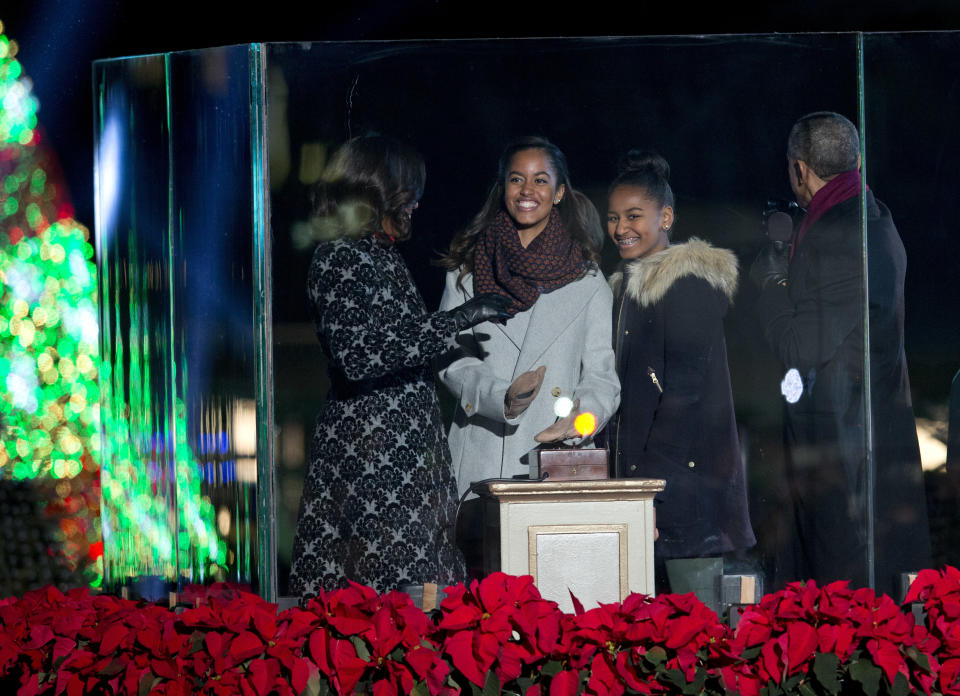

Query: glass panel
[94,45,263,598]
[264,35,868,598]
[863,32,958,590]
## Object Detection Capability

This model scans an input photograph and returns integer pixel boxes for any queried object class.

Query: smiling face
[606,184,673,260]
[503,148,565,242]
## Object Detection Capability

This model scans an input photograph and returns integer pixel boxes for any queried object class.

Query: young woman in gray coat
[437,137,620,508]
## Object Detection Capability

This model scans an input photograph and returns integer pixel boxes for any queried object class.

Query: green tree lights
[2,20,231,593]
[0,20,102,587]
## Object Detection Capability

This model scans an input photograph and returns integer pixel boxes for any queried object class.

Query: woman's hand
[534,398,581,442]
[504,366,546,419]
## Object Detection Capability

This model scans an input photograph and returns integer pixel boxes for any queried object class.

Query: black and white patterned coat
[289,235,465,597]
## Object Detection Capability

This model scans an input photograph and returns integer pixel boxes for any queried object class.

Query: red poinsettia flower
[439,573,559,686]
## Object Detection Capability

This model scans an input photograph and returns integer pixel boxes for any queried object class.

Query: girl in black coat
[605,151,755,593]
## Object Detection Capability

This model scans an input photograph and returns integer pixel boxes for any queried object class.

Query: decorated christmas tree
[0,21,102,589]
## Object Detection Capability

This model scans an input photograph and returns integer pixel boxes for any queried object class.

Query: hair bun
[617,149,670,181]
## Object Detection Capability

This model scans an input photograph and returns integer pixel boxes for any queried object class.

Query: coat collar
[513,268,602,375]
[609,238,738,308]
[463,268,601,367]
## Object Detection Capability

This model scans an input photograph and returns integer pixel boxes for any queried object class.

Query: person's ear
[661,206,675,232]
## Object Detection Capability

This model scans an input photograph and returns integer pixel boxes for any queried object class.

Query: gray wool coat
[438,267,621,497]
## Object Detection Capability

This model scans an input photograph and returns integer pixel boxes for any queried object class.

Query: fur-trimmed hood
[609,238,739,308]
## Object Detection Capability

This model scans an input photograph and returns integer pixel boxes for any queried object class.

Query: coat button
[465,403,473,413]
[630,465,637,471]
[687,461,695,468]
[551,387,561,397]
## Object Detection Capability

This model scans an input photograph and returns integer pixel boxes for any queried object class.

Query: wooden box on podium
[475,479,665,613]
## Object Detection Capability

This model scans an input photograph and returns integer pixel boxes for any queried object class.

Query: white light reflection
[780,368,803,404]
[94,113,122,244]
[231,399,257,456]
[916,417,948,471]
[217,506,231,536]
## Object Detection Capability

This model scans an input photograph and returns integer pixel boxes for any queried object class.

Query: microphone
[766,211,793,253]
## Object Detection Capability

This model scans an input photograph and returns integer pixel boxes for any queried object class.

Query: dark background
[3,0,960,236]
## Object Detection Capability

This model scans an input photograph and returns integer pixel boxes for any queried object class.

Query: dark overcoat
[608,239,756,559]
[755,191,931,595]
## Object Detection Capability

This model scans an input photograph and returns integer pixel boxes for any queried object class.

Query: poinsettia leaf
[304,670,329,696]
[849,659,881,696]
[682,668,706,694]
[548,670,581,696]
[228,630,265,664]
[904,646,931,673]
[891,673,910,696]
[188,632,205,655]
[797,682,817,696]
[97,657,126,677]
[813,652,841,695]
[410,680,430,696]
[348,635,371,662]
[568,590,585,617]
[249,659,270,695]
[137,671,161,696]
[643,646,667,666]
[661,668,687,688]
[483,670,500,696]
[540,660,563,677]
[22,672,43,696]
[741,645,762,660]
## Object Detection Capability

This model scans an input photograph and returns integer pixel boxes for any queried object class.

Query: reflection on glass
[863,32,960,584]
[265,36,867,596]
[93,33,960,601]
[94,47,260,597]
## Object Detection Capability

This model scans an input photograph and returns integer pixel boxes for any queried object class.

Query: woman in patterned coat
[289,136,508,598]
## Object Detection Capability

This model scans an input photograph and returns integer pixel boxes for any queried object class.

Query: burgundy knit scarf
[793,169,867,259]
[472,208,587,315]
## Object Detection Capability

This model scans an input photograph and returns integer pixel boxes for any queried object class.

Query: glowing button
[574,412,597,437]
[553,396,574,418]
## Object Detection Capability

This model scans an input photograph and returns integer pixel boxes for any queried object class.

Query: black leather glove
[447,293,511,330]
[749,242,789,290]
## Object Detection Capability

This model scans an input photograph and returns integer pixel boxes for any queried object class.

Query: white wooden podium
[476,479,665,613]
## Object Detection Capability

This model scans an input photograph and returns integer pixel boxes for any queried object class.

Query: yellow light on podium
[574,412,597,438]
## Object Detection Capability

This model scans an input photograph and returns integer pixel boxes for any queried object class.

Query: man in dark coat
[750,111,931,598]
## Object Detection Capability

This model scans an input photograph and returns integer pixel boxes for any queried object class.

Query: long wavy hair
[439,136,603,288]
[309,135,425,242]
